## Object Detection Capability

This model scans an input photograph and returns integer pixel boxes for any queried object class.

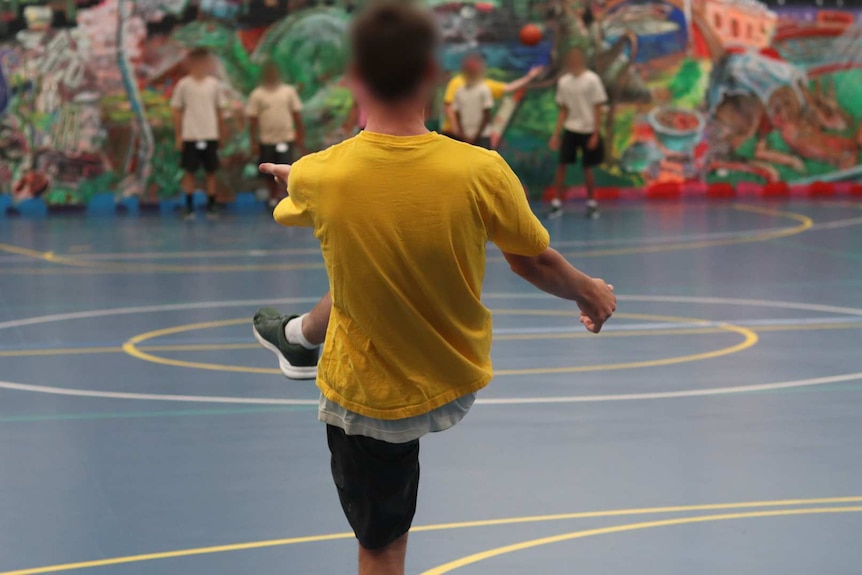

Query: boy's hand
[588,133,599,150]
[259,163,292,190]
[549,134,561,151]
[577,279,616,333]
[175,136,183,151]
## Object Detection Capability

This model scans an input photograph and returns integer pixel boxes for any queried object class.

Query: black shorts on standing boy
[258,143,294,175]
[181,140,220,173]
[559,130,603,167]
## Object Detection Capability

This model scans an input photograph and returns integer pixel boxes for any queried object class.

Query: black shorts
[180,140,219,174]
[327,424,420,550]
[560,130,604,167]
[257,143,294,177]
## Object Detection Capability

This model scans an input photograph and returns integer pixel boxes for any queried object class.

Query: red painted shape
[646,182,682,199]
[809,181,836,197]
[762,181,790,196]
[850,185,862,197]
[707,182,736,198]
[595,187,620,201]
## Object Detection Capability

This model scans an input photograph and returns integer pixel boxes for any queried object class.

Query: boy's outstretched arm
[503,65,544,94]
[503,248,616,333]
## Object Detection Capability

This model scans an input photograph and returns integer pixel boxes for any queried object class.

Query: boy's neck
[364,101,429,137]
[569,66,586,76]
[190,72,208,81]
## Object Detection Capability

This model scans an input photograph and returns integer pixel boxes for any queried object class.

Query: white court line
[1,371,861,405]
[0,295,861,405]
[20,204,862,261]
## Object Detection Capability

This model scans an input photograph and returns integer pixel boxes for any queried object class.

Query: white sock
[284,314,318,350]
[551,198,562,207]
[586,199,598,208]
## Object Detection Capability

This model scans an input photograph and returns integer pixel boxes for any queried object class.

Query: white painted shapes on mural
[23,5,52,32]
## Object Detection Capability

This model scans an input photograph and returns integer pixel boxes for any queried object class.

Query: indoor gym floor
[1,200,861,575]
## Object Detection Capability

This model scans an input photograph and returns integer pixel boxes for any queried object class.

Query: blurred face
[262,64,281,85]
[189,55,211,77]
[462,55,485,81]
[567,48,586,71]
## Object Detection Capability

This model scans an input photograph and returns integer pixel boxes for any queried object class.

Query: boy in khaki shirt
[253,4,616,574]
[171,47,227,220]
[246,62,305,207]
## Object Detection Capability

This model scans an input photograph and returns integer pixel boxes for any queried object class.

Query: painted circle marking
[2,497,860,574]
[0,295,861,404]
[420,506,862,574]
[120,311,756,376]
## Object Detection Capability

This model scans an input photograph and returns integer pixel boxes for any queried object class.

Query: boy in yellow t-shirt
[253,3,616,573]
[442,53,543,140]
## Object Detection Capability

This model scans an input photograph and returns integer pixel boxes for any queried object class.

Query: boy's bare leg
[584,166,595,201]
[205,172,218,199]
[584,166,599,219]
[358,534,408,575]
[301,292,332,346]
[553,164,567,202]
[550,165,566,217]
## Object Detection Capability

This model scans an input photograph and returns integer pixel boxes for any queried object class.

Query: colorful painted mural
[0,0,861,205]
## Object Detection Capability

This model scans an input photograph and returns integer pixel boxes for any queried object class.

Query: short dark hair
[188,47,210,60]
[350,1,439,102]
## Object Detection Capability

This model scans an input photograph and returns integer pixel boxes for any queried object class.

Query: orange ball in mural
[519,23,543,47]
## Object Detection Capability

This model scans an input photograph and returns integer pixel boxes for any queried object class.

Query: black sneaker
[253,308,319,379]
[182,208,195,221]
[549,198,564,219]
[586,200,600,220]
[206,204,220,220]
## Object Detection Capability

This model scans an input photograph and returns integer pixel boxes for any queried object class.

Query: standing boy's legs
[180,142,199,218]
[203,141,220,216]
[552,130,577,217]
[583,132,604,219]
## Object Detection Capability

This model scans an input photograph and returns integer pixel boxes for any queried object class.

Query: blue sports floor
[1,200,861,574]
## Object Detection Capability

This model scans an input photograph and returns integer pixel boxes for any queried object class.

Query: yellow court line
[118,313,757,376]
[0,204,817,274]
[3,321,860,359]
[3,496,860,575]
[490,311,757,376]
[562,203,814,259]
[420,506,862,575]
[482,203,815,263]
[0,346,122,358]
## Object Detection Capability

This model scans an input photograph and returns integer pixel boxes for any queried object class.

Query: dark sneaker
[549,198,564,219]
[586,201,600,220]
[206,205,220,220]
[253,308,319,380]
[182,209,195,222]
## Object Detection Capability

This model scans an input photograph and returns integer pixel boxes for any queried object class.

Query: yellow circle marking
[0,204,815,274]
[3,496,860,575]
[121,312,757,376]
[420,506,862,575]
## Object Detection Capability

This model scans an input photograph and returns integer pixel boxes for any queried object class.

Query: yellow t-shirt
[275,132,549,420]
[442,75,507,133]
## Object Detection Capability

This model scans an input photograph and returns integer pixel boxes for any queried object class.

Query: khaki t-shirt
[245,84,304,144]
[452,82,494,139]
[555,70,607,133]
[170,76,227,141]
[442,75,507,133]
[275,132,549,420]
